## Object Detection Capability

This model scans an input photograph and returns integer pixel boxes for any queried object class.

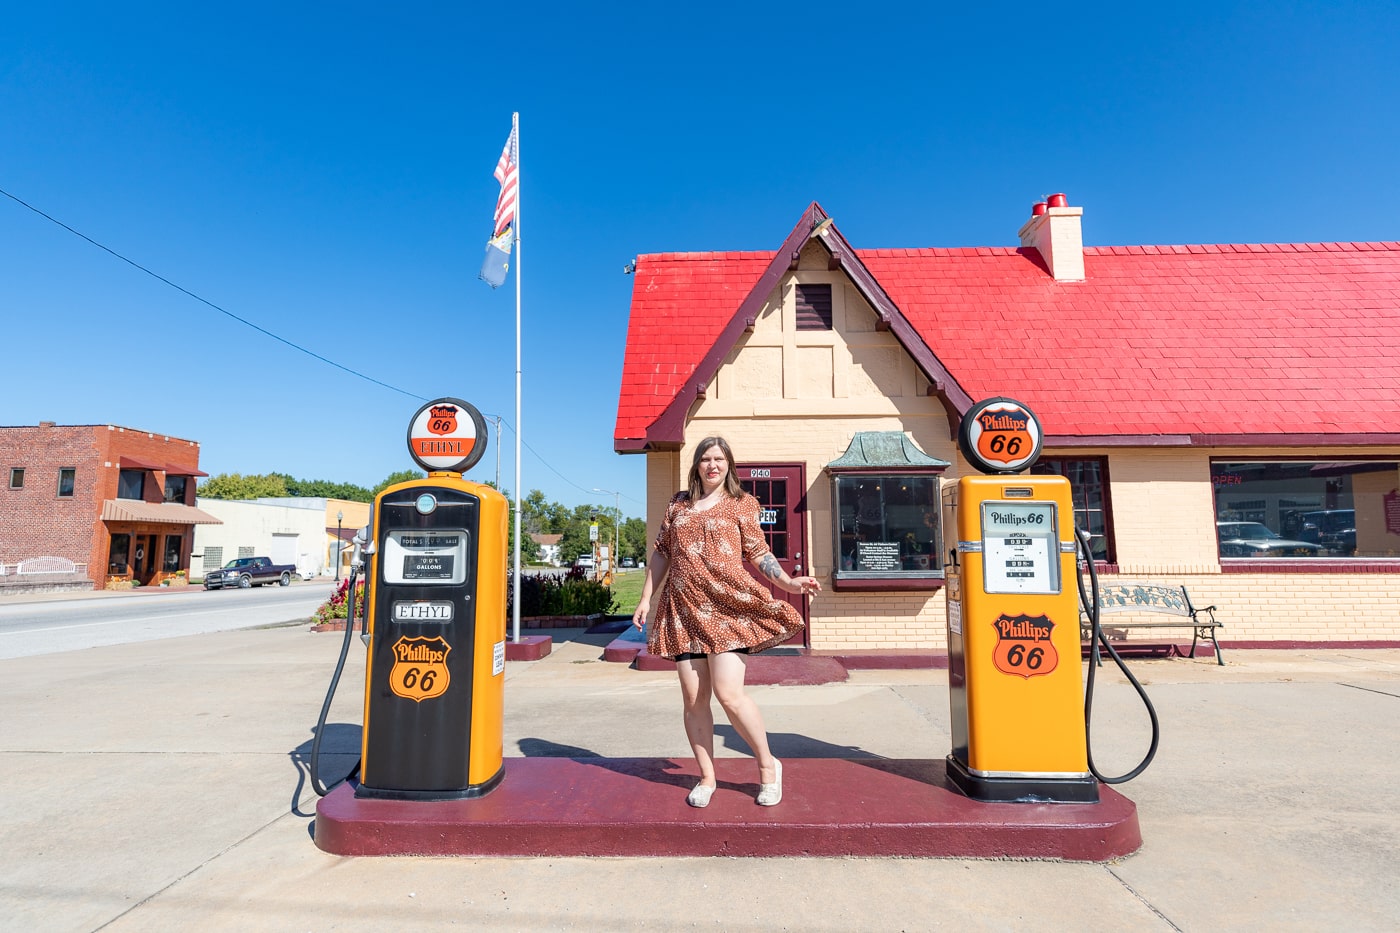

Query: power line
[0,185,427,401]
[2,185,641,509]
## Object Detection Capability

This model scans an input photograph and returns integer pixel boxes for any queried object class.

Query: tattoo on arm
[758,553,783,582]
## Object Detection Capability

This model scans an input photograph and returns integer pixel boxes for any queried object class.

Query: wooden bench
[1081,581,1224,665]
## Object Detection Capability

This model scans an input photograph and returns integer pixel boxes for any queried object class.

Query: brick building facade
[0,422,219,591]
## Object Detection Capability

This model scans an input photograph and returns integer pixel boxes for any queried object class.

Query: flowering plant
[314,577,366,624]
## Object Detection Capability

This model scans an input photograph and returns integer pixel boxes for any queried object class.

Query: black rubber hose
[309,564,363,796]
[1077,527,1161,784]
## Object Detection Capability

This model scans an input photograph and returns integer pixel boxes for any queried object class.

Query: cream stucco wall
[642,243,1400,650]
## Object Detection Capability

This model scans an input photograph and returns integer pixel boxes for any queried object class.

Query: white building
[191,498,328,582]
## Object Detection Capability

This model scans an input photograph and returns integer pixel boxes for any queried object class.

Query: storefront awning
[101,500,223,525]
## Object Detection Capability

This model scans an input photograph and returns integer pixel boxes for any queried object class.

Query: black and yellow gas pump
[352,397,509,800]
[944,398,1098,802]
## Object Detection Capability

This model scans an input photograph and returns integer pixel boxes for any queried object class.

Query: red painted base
[602,635,643,663]
[314,757,1140,861]
[629,650,849,685]
[505,636,552,661]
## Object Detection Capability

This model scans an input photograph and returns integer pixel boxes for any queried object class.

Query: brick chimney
[1018,193,1084,281]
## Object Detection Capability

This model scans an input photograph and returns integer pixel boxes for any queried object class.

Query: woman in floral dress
[633,436,822,808]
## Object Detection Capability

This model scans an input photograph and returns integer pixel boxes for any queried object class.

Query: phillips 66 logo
[958,397,1044,474]
[389,636,452,702]
[990,613,1059,679]
[427,405,459,435]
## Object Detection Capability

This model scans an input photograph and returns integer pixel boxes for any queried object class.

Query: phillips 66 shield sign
[990,613,1059,679]
[959,397,1044,474]
[389,635,453,702]
[406,397,488,474]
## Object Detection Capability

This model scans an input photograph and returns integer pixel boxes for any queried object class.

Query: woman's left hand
[791,575,821,596]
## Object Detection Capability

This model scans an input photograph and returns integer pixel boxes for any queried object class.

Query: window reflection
[1212,461,1400,558]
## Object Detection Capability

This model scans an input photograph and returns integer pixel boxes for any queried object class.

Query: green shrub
[509,569,616,617]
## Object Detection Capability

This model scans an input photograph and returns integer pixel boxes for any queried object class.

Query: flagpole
[511,111,522,646]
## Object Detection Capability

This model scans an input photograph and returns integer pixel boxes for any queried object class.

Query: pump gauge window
[382,530,471,585]
[980,501,1060,594]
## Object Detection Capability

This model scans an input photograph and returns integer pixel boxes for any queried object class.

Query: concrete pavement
[1,612,1397,931]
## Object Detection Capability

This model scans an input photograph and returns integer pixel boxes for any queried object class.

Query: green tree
[620,517,649,561]
[371,469,426,497]
[276,474,372,501]
[523,489,572,534]
[198,472,289,499]
[557,521,593,565]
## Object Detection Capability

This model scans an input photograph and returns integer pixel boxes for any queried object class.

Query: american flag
[492,122,518,237]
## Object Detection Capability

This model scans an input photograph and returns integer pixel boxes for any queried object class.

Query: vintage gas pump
[944,398,1097,803]
[355,397,509,800]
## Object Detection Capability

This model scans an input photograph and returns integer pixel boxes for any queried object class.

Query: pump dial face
[406,397,488,474]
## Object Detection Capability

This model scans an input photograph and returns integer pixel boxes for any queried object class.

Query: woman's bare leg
[707,651,778,783]
[676,657,716,786]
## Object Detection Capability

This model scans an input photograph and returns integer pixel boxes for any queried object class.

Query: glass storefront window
[163,535,182,572]
[1211,460,1400,559]
[1032,457,1113,562]
[109,534,131,574]
[833,474,942,577]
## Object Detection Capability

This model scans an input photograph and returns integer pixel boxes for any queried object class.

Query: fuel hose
[1076,527,1161,784]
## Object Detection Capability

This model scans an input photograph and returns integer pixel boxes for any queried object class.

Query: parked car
[573,555,595,573]
[620,557,636,568]
[1216,522,1322,558]
[204,556,297,589]
[1297,509,1357,555]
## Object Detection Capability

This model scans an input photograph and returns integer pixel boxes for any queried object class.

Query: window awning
[101,500,223,525]
[827,432,951,470]
[117,458,208,477]
[119,457,165,470]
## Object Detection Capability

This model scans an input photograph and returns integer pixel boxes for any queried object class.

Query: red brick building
[0,422,219,591]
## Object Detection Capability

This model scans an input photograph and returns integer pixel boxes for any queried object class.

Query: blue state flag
[479,229,512,288]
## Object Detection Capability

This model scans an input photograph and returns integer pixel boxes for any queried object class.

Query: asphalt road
[0,582,332,660]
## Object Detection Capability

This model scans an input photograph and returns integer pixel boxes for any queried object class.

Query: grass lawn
[608,569,645,615]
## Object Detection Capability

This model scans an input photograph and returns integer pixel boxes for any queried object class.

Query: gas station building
[614,197,1400,652]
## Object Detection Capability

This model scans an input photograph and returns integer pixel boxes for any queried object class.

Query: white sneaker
[687,782,716,808]
[756,760,783,806]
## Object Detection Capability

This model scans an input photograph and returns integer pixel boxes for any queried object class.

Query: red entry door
[737,463,808,641]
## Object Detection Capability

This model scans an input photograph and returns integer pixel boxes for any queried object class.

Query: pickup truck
[204,557,297,590]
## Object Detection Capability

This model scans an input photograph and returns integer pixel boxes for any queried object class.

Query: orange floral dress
[647,492,805,659]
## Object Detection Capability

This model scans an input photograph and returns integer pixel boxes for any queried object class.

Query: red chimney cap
[1046,193,1068,208]
[1031,202,1048,216]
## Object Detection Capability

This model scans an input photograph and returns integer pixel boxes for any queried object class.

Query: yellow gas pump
[355,398,509,800]
[945,398,1097,803]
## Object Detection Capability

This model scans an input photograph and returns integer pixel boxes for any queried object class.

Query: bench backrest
[1094,582,1192,616]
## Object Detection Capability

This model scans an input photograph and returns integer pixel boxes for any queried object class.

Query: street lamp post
[334,510,343,583]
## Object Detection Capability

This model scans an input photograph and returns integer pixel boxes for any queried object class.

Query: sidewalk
[1,622,1397,931]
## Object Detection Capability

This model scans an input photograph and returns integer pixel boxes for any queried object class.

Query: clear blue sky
[4,2,1397,520]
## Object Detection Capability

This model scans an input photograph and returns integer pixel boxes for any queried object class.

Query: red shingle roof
[614,208,1400,451]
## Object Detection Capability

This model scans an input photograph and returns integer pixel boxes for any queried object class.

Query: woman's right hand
[632,602,648,630]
